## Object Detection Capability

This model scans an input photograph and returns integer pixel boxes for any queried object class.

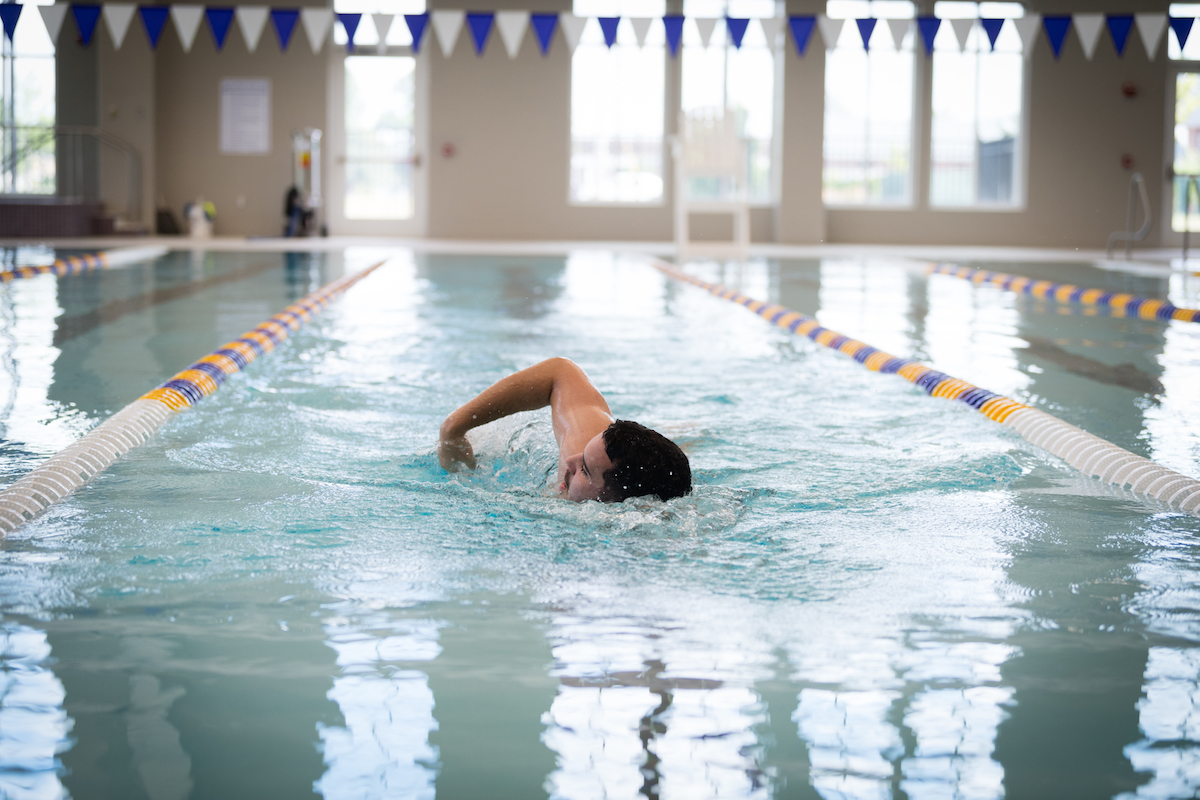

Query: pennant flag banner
[530,12,555,55]
[465,11,491,55]
[980,17,1004,51]
[72,4,101,46]
[206,5,233,50]
[598,16,618,48]
[726,16,748,49]
[39,4,68,44]
[789,15,815,56]
[270,7,297,51]
[661,14,683,55]
[338,12,359,51]
[856,17,875,51]
[1108,14,1133,56]
[139,5,168,47]
[1171,15,1194,52]
[404,13,427,53]
[11,5,1199,65]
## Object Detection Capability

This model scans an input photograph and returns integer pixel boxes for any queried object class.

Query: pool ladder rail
[0,259,387,535]
[652,258,1200,517]
[1106,172,1152,260]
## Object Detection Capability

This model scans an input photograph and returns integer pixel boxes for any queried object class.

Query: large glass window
[681,0,778,203]
[1,0,56,195]
[343,56,415,220]
[822,0,915,206]
[929,1,1024,207]
[570,0,666,204]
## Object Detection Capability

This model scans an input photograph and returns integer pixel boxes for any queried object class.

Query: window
[570,0,666,204]
[822,0,916,206]
[929,2,1024,207]
[681,0,779,203]
[1,0,55,195]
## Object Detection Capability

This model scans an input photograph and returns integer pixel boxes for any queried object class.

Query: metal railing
[1106,172,1152,259]
[1,125,143,227]
[1181,174,1200,263]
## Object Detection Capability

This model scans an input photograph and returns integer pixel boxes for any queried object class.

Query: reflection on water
[0,622,71,800]
[1121,647,1200,800]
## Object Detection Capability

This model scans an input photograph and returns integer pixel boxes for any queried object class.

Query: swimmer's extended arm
[438,357,613,472]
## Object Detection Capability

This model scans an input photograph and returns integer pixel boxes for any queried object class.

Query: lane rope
[0,252,107,282]
[652,258,1200,516]
[927,262,1200,322]
[0,260,386,535]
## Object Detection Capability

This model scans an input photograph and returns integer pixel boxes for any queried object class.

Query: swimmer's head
[599,420,692,503]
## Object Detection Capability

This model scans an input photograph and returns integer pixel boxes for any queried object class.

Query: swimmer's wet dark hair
[600,420,692,502]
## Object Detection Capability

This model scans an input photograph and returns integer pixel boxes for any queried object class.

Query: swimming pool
[1,246,1198,799]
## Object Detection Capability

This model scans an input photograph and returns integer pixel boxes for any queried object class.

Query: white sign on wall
[220,78,271,154]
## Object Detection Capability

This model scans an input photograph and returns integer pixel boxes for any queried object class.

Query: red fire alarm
[1121,81,1138,98]
[1121,153,1135,169]
[441,142,456,158]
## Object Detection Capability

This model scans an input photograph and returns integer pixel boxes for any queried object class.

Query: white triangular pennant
[103,4,135,49]
[1135,13,1166,60]
[39,4,68,44]
[432,9,464,57]
[559,13,586,53]
[630,16,651,47]
[759,16,783,48]
[495,10,528,58]
[237,6,268,52]
[1013,14,1041,58]
[171,5,204,53]
[1073,13,1103,59]
[372,13,393,52]
[886,18,909,50]
[949,17,973,52]
[301,9,332,53]
[694,17,718,47]
[817,15,844,50]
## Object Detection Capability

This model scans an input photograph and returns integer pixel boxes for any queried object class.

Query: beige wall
[99,29,156,231]
[130,0,1175,246]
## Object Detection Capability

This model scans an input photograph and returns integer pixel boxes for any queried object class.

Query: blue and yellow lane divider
[0,247,169,284]
[652,258,1200,516]
[927,263,1200,323]
[0,259,385,535]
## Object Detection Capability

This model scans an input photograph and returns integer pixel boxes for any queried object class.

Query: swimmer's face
[560,433,614,503]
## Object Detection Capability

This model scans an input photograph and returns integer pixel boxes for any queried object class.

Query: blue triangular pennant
[663,14,683,56]
[72,4,102,45]
[0,4,21,42]
[530,12,556,54]
[1043,15,1070,59]
[1170,16,1194,51]
[788,15,815,56]
[206,7,234,50]
[405,13,428,53]
[338,12,360,51]
[726,16,748,48]
[980,18,1004,50]
[856,17,876,50]
[466,12,492,55]
[270,8,299,51]
[598,16,619,48]
[1106,14,1133,56]
[916,16,940,55]
[139,6,169,47]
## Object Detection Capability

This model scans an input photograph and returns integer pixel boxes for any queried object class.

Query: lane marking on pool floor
[0,247,169,284]
[0,259,386,535]
[927,262,1200,322]
[651,258,1200,516]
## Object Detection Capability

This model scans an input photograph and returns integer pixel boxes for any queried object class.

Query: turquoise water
[1,248,1199,799]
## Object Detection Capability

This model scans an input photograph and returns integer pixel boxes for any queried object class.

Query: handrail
[1,124,143,227]
[1183,175,1200,263]
[1105,172,1152,259]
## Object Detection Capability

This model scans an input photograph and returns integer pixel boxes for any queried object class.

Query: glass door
[1172,71,1200,237]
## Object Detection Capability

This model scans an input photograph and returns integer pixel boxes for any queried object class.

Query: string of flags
[0,5,1193,61]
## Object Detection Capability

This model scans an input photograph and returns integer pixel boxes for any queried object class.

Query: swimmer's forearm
[439,357,580,440]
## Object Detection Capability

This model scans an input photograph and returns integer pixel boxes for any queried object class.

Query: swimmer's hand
[438,434,476,472]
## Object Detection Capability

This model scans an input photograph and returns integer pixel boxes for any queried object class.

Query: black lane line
[52,259,283,347]
[1021,336,1165,396]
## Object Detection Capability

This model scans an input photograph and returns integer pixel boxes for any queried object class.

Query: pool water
[1,248,1199,800]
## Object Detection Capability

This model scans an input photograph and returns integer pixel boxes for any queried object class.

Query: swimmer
[438,357,691,502]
